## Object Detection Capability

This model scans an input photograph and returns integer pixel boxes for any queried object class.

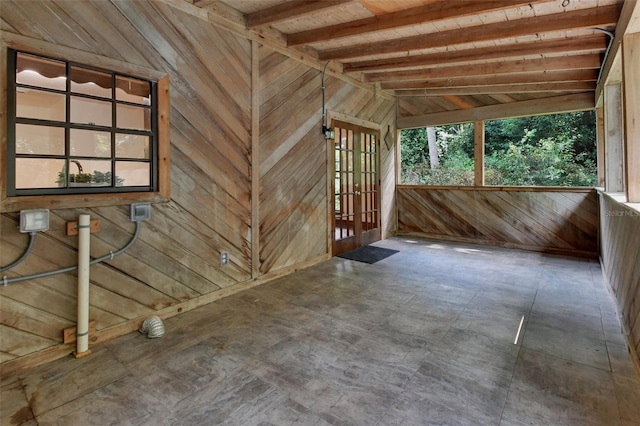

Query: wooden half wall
[397,186,599,257]
[0,0,396,372]
[599,193,640,374]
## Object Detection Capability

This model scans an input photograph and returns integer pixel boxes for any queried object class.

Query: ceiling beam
[287,0,535,46]
[397,93,595,129]
[380,70,598,90]
[343,35,607,73]
[319,4,621,60]
[366,54,601,83]
[246,0,353,28]
[394,82,596,96]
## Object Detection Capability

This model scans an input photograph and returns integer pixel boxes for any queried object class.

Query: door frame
[327,112,382,256]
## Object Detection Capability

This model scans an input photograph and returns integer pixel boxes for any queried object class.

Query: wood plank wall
[258,48,396,273]
[599,193,640,373]
[0,0,395,372]
[397,186,599,257]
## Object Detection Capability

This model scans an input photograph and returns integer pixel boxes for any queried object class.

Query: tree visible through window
[6,49,158,196]
[400,111,597,187]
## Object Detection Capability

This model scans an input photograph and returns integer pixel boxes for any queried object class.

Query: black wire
[0,232,36,273]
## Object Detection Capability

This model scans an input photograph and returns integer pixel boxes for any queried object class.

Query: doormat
[337,245,399,264]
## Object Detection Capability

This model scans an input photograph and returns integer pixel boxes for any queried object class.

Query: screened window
[6,49,158,196]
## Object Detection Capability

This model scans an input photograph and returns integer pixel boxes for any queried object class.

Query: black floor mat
[337,245,399,264]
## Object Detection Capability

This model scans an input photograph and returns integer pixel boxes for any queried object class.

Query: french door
[332,121,381,255]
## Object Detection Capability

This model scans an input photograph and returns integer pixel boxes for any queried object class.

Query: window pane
[70,66,112,98]
[15,158,65,189]
[116,76,151,105]
[116,134,149,159]
[70,129,111,157]
[16,53,66,91]
[117,104,150,131]
[484,112,597,186]
[70,96,111,127]
[67,159,112,187]
[116,161,149,187]
[16,124,65,155]
[16,89,66,121]
[400,124,475,186]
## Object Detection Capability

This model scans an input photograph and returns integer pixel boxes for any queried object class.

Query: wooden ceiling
[191,0,625,119]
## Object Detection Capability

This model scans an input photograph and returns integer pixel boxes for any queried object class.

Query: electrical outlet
[220,251,229,267]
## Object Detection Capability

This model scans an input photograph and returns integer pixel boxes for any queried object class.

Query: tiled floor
[2,237,639,425]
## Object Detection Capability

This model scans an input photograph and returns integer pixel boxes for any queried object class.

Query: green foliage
[400,111,597,187]
[57,170,124,186]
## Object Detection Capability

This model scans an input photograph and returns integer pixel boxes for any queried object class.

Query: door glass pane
[16,124,65,155]
[70,129,111,157]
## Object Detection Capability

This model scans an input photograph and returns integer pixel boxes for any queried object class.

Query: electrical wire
[592,28,615,85]
[0,232,36,273]
[2,221,142,286]
[321,61,330,130]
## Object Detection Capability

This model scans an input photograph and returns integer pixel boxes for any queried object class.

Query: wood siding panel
[599,193,640,374]
[0,0,397,372]
[258,48,395,274]
[0,0,253,369]
[397,187,599,256]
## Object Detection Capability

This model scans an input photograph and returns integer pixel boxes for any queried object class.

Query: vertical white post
[75,214,91,357]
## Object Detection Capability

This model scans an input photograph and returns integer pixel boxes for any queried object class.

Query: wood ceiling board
[221,0,282,14]
[287,1,535,46]
[246,0,355,28]
[344,35,608,73]
[359,0,442,15]
[365,54,602,83]
[318,4,621,60]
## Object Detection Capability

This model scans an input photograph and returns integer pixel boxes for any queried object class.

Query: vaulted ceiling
[191,0,628,123]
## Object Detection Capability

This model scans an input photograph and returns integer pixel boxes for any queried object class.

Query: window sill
[597,190,640,216]
[397,185,597,193]
[0,191,169,213]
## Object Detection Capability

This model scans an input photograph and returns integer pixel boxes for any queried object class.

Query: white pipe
[76,214,91,356]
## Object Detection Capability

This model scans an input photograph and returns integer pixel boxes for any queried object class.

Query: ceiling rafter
[246,0,354,28]
[380,70,599,90]
[319,4,621,60]
[343,35,607,73]
[287,0,537,46]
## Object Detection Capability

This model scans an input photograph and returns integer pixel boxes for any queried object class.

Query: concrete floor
[2,237,639,425]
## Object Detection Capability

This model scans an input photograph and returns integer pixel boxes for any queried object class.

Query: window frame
[1,36,170,213]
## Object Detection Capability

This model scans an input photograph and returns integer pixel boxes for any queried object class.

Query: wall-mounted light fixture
[323,125,335,140]
[20,209,50,233]
[1,209,50,273]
